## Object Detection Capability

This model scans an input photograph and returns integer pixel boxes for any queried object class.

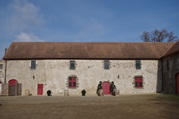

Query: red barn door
[176,73,179,94]
[102,81,110,94]
[8,79,18,96]
[37,84,43,95]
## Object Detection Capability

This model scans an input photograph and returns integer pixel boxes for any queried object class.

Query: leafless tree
[141,29,179,42]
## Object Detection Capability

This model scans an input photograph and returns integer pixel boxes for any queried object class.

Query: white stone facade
[0,60,5,95]
[5,59,161,96]
[0,60,5,83]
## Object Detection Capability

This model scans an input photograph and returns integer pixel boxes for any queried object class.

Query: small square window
[31,60,36,69]
[135,60,141,69]
[134,76,143,88]
[104,60,110,70]
[0,64,3,69]
[70,61,76,70]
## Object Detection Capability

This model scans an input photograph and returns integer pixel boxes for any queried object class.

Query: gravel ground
[0,94,179,119]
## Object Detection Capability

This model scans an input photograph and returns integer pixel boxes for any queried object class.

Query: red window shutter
[135,77,143,88]
[68,77,77,88]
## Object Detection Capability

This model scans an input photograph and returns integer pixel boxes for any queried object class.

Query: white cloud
[15,32,44,42]
[9,0,44,32]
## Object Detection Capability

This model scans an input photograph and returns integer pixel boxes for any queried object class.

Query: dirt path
[0,94,179,119]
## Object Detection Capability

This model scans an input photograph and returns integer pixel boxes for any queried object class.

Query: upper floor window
[70,60,76,70]
[134,76,143,88]
[0,64,3,69]
[135,60,141,69]
[104,60,110,70]
[31,60,36,69]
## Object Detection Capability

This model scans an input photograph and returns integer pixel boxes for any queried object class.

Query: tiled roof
[3,42,175,60]
[161,42,179,58]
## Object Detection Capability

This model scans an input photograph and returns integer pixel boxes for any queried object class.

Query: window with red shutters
[68,77,77,88]
[135,76,143,88]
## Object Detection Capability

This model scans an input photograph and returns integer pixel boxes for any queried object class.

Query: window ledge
[134,87,144,89]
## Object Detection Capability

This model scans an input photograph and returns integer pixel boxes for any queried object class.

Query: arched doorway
[102,81,110,94]
[8,79,18,96]
[176,73,179,94]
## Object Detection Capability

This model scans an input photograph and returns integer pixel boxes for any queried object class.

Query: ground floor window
[134,76,143,88]
[67,75,78,88]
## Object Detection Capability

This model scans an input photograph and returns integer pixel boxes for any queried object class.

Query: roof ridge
[12,41,175,44]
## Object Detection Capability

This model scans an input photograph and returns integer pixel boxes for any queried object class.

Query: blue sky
[0,0,179,59]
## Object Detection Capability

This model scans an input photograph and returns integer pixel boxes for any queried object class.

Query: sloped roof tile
[161,42,179,58]
[3,42,175,60]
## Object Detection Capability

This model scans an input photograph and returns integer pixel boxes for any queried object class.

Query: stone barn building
[0,60,5,95]
[2,42,179,96]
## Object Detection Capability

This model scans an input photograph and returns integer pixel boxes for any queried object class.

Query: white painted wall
[6,60,161,96]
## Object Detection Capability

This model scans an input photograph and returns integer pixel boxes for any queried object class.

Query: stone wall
[162,52,179,94]
[6,59,161,96]
[0,60,5,83]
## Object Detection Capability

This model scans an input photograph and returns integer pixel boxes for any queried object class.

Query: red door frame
[102,81,110,94]
[176,73,179,94]
[37,84,43,95]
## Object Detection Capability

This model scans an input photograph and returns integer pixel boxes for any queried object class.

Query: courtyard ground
[0,94,179,119]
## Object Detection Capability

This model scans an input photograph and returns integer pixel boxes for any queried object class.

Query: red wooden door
[37,84,43,95]
[8,79,18,96]
[176,73,179,94]
[102,81,110,94]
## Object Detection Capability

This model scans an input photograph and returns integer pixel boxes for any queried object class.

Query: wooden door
[102,81,110,94]
[8,79,18,96]
[37,84,43,95]
[17,83,22,95]
[176,73,179,94]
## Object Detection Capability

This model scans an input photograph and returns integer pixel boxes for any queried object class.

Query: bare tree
[141,29,179,42]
